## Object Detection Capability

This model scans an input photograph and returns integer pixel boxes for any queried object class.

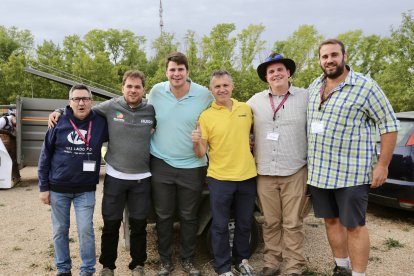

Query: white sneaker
[219,272,234,276]
[234,259,254,276]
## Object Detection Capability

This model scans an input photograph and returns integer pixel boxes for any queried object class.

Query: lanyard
[269,92,290,121]
[319,82,334,111]
[69,119,92,147]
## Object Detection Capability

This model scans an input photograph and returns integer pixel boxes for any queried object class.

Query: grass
[44,263,54,272]
[369,256,382,263]
[29,263,39,268]
[69,237,75,243]
[302,266,319,275]
[0,203,5,207]
[46,243,54,257]
[12,246,22,251]
[384,237,404,250]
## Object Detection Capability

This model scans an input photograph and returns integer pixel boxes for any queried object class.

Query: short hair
[165,52,189,70]
[209,70,233,87]
[69,84,92,99]
[122,70,145,87]
[318,39,346,57]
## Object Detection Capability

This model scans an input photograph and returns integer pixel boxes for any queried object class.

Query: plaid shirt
[307,67,399,189]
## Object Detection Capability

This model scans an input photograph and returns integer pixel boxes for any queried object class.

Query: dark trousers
[208,177,257,274]
[99,174,151,270]
[151,156,206,263]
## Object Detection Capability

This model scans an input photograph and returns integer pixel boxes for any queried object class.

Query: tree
[273,25,323,88]
[376,12,414,111]
[0,26,33,62]
[202,23,237,71]
[231,24,267,100]
[147,32,179,89]
[183,30,206,85]
[237,24,266,72]
[0,26,34,104]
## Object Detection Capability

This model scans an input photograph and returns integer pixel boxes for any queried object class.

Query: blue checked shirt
[307,67,399,189]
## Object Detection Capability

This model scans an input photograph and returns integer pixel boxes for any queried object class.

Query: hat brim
[257,58,296,82]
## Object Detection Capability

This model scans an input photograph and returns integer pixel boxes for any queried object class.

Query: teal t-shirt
[148,80,213,168]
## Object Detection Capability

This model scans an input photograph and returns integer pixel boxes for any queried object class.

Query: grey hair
[68,84,93,99]
[209,70,233,86]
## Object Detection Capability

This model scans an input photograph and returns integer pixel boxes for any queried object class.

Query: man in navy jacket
[38,84,108,276]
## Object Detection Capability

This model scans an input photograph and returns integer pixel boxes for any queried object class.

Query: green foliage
[202,23,237,71]
[237,24,266,72]
[0,11,413,112]
[376,12,414,112]
[146,31,179,89]
[384,237,404,249]
[273,25,323,89]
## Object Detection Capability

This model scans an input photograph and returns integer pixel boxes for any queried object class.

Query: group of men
[38,38,399,276]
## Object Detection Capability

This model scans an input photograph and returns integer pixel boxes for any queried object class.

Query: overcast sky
[1,0,412,56]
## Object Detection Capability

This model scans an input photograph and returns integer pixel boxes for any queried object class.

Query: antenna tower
[159,0,164,34]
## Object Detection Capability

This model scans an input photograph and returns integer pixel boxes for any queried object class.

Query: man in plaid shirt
[307,39,399,276]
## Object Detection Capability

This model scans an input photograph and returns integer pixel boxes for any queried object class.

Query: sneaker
[100,267,114,276]
[132,265,145,276]
[181,258,201,276]
[157,261,174,276]
[234,259,255,276]
[257,266,280,276]
[219,272,234,276]
[332,264,352,276]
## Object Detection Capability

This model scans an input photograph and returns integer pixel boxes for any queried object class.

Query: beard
[321,59,345,79]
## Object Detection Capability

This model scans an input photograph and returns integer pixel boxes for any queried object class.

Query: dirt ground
[0,167,413,276]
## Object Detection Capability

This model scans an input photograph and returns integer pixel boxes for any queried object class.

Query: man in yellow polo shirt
[192,70,257,276]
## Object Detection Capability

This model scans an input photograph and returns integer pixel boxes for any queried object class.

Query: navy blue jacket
[38,107,108,193]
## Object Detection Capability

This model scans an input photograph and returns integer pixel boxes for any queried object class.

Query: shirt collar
[164,79,195,97]
[267,84,296,96]
[211,98,238,110]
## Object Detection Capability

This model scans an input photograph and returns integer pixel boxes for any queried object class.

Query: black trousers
[150,156,206,263]
[99,174,151,270]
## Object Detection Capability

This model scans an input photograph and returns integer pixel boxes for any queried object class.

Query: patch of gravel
[0,167,413,275]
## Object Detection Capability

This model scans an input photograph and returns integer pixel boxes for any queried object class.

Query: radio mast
[159,0,164,34]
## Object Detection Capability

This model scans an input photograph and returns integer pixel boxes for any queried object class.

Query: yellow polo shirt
[199,99,257,181]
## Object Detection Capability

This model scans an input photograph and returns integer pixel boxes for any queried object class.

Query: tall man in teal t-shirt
[147,52,213,276]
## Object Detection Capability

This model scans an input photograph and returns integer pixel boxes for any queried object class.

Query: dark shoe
[157,261,174,276]
[57,272,72,276]
[132,265,145,276]
[181,258,201,276]
[233,259,255,276]
[332,264,352,276]
[257,266,280,276]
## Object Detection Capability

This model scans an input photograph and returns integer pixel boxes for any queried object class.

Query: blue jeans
[208,177,257,274]
[51,191,96,275]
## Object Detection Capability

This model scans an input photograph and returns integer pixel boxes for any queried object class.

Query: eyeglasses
[70,97,91,103]
[265,54,283,62]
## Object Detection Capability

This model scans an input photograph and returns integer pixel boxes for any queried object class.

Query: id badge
[266,132,279,141]
[83,160,96,172]
[311,121,325,134]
